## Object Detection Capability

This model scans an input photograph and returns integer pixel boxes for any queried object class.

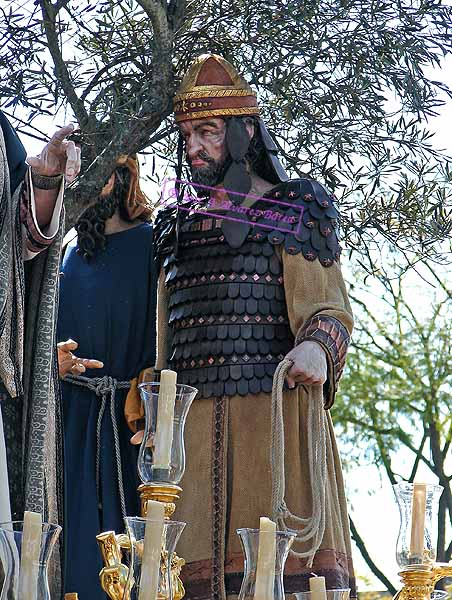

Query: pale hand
[285,340,327,388]
[27,123,81,183]
[57,339,104,378]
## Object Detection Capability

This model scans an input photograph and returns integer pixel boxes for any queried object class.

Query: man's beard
[189,151,226,192]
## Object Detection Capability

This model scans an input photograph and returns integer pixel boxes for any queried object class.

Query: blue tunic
[57,223,156,599]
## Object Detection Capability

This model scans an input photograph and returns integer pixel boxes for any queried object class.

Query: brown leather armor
[155,178,346,400]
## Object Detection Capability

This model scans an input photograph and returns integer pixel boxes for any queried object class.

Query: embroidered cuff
[295,314,350,409]
[21,168,64,260]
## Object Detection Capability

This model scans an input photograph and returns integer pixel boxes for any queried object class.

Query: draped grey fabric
[0,125,64,596]
[0,125,26,398]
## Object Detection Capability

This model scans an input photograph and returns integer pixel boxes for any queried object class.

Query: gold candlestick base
[138,483,185,600]
[96,484,186,600]
[138,483,182,519]
[395,562,452,600]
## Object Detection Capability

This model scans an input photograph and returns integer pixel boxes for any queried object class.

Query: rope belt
[64,374,131,520]
[270,358,327,567]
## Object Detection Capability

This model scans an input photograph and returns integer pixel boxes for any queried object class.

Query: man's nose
[186,135,202,159]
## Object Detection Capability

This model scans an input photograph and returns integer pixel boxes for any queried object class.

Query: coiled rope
[270,358,327,567]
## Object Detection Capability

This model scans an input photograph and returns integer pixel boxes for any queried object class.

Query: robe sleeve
[20,168,64,261]
[281,248,353,409]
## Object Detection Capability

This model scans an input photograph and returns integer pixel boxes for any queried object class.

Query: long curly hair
[75,166,133,262]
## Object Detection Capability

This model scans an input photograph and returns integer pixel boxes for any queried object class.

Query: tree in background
[335,261,451,592]
[0,0,451,259]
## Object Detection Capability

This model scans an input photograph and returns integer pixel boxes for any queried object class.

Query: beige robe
[156,248,355,600]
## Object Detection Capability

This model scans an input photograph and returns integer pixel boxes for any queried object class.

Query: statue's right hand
[57,339,104,378]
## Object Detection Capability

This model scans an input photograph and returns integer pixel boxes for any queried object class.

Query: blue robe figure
[57,222,156,598]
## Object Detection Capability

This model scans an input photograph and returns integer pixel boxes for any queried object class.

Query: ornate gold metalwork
[173,107,261,121]
[170,552,186,600]
[174,88,257,102]
[139,483,186,600]
[138,483,182,519]
[394,562,452,600]
[97,484,186,600]
[96,531,132,600]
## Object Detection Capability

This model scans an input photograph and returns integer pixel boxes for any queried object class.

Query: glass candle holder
[0,521,61,600]
[292,591,350,600]
[138,383,197,485]
[237,527,297,600]
[393,482,443,567]
[124,516,185,600]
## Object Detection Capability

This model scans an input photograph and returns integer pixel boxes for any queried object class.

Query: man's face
[179,118,227,188]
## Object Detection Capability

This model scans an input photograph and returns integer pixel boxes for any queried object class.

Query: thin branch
[408,432,428,482]
[1,110,50,143]
[445,539,452,562]
[442,422,452,460]
[349,516,397,595]
[39,0,91,128]
[80,54,145,103]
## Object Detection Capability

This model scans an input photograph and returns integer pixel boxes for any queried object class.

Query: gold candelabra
[96,379,197,600]
[394,563,452,600]
[393,483,451,600]
[96,483,186,600]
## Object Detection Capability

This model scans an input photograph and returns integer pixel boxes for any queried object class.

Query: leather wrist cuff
[31,171,63,190]
[296,314,350,409]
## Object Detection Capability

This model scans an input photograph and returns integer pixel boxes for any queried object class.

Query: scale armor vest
[155,178,341,399]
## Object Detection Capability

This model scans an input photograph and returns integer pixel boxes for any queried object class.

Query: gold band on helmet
[174,54,259,123]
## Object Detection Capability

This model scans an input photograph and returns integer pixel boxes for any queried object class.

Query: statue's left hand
[284,340,327,389]
[27,123,81,183]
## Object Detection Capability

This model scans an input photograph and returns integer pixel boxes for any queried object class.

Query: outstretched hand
[57,339,104,379]
[284,340,327,388]
[27,123,81,183]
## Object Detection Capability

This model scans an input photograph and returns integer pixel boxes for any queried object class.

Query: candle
[309,575,327,600]
[19,511,42,600]
[138,500,165,600]
[254,516,276,600]
[410,483,427,559]
[154,370,177,470]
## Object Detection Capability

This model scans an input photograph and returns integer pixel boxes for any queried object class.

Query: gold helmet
[173,54,260,123]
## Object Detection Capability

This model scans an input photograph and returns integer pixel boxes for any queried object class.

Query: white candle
[153,370,177,470]
[139,500,166,600]
[254,517,276,600]
[410,483,427,559]
[309,575,327,600]
[19,511,42,600]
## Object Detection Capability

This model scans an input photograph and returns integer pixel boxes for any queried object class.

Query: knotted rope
[270,358,327,567]
[64,374,131,520]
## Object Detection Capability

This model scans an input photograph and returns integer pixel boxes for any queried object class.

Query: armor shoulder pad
[259,178,342,267]
[154,202,178,262]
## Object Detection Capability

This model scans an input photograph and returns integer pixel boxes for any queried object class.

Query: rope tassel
[270,359,327,567]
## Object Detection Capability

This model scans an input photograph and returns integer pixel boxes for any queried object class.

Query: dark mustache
[189,150,215,165]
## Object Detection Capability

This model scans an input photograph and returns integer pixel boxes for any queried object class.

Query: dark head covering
[0,110,27,194]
